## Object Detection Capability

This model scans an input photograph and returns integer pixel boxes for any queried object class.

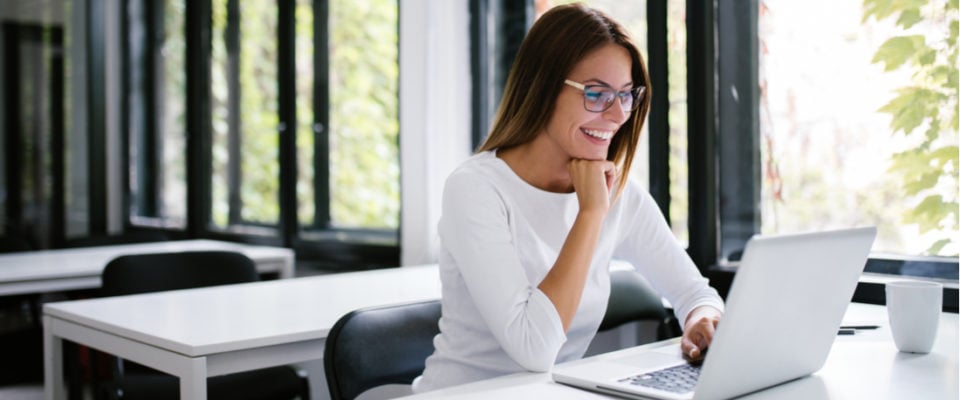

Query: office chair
[324,300,441,400]
[600,269,681,340]
[96,251,310,400]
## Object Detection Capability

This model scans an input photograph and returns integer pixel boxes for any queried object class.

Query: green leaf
[917,49,937,66]
[906,195,947,233]
[863,0,925,22]
[897,9,923,29]
[903,171,941,193]
[878,87,937,134]
[928,238,951,255]
[872,35,925,71]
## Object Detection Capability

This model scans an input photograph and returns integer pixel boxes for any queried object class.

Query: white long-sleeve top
[413,151,724,393]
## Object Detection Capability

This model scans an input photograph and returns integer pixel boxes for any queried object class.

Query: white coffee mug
[886,280,942,353]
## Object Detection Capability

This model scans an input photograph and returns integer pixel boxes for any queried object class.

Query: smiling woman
[413,4,724,393]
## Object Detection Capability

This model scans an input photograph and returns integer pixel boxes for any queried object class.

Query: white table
[43,264,442,400]
[397,303,959,399]
[0,239,295,296]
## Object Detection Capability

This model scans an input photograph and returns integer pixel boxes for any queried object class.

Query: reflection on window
[759,0,958,256]
[327,0,399,229]
[127,0,187,228]
[1,8,72,246]
[211,0,280,229]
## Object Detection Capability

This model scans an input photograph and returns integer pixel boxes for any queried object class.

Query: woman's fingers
[567,159,617,213]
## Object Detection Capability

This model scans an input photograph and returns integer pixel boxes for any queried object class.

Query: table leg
[180,357,208,400]
[43,315,66,400]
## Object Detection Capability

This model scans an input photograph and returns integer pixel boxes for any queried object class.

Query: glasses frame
[563,79,646,113]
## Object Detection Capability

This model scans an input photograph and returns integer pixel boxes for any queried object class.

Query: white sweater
[413,151,724,393]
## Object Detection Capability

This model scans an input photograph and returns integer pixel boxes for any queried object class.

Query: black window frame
[122,0,401,270]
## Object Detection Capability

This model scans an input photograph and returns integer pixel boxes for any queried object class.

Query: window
[717,0,958,280]
[126,0,187,229]
[299,0,400,234]
[210,0,280,231]
[757,0,957,259]
[124,0,401,267]
[1,1,85,247]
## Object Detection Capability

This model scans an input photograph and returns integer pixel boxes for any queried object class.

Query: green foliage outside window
[864,0,959,255]
[328,0,399,229]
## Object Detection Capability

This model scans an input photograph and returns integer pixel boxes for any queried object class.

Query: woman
[413,3,724,392]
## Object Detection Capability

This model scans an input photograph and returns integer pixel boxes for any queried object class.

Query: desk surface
[44,264,441,356]
[398,303,959,399]
[0,239,294,296]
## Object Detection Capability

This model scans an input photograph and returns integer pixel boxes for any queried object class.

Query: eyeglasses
[563,79,646,113]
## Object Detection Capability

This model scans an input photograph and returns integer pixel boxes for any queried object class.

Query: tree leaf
[928,239,951,254]
[903,171,941,193]
[872,36,925,71]
[906,195,947,233]
[878,87,936,134]
[917,49,937,65]
[897,9,923,28]
[863,0,925,22]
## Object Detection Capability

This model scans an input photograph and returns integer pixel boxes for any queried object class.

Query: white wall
[399,0,474,266]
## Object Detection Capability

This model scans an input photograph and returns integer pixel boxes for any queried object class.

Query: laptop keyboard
[617,363,701,394]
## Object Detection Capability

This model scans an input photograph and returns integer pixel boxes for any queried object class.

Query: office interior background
[0,0,957,391]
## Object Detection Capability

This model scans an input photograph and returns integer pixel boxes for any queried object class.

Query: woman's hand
[681,305,722,363]
[567,159,618,214]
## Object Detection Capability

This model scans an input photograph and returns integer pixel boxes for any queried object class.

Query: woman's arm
[440,170,568,371]
[538,159,617,331]
[612,184,725,359]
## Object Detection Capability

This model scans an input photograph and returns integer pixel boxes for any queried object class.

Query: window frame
[123,0,400,269]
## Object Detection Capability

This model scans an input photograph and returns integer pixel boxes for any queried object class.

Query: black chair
[96,251,310,400]
[600,269,680,340]
[324,300,441,400]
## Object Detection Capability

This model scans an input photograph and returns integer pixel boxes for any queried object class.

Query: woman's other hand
[681,305,722,363]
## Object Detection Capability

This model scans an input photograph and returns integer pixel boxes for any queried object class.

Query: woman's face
[542,43,633,162]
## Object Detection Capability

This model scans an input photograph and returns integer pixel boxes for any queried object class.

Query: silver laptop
[553,227,877,400]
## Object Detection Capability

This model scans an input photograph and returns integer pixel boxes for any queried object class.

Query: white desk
[43,264,441,400]
[398,303,959,399]
[0,239,294,296]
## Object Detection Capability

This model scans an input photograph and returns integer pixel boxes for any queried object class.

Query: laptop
[553,227,877,400]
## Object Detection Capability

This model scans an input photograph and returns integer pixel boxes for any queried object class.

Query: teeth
[583,129,614,140]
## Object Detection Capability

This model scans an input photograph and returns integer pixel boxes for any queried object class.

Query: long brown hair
[477,3,651,194]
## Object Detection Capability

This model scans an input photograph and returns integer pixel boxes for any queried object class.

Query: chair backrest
[599,269,669,332]
[324,299,441,400]
[100,251,258,297]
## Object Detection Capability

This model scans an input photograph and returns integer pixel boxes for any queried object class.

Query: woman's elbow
[511,350,556,372]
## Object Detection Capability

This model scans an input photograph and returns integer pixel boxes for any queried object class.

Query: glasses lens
[617,92,634,112]
[584,87,616,112]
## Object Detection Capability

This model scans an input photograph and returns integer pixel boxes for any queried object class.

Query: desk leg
[180,357,208,400]
[43,315,67,400]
